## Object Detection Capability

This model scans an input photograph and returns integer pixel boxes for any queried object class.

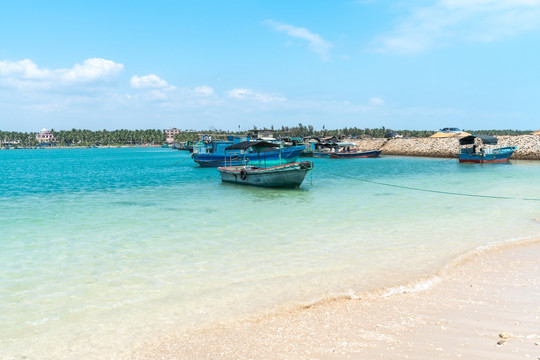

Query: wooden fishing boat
[217,141,314,188]
[458,135,517,163]
[312,140,381,159]
[193,140,305,167]
[218,161,314,188]
[327,149,381,158]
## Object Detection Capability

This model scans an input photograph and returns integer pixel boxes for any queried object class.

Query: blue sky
[1,0,539,131]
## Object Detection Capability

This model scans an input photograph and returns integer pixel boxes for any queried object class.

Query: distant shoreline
[0,144,164,150]
[4,135,540,160]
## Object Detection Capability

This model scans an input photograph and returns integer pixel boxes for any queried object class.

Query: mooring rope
[328,172,540,201]
[170,155,192,166]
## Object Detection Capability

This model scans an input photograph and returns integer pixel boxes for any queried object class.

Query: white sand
[131,239,540,360]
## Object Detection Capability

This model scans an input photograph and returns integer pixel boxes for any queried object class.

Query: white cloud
[374,0,540,53]
[62,58,124,82]
[0,58,124,89]
[130,74,171,89]
[193,85,214,96]
[227,88,286,103]
[0,59,50,79]
[369,97,385,105]
[264,20,332,60]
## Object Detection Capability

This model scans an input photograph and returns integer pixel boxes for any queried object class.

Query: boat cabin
[459,135,498,154]
[311,138,356,153]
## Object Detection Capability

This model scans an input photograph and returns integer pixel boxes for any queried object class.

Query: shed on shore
[532,129,540,135]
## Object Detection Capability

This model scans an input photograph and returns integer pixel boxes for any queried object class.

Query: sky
[1,0,539,132]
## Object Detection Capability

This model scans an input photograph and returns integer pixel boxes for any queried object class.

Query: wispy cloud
[374,0,540,53]
[369,97,385,106]
[0,58,124,89]
[264,20,332,60]
[227,88,286,102]
[130,74,173,89]
[193,85,214,97]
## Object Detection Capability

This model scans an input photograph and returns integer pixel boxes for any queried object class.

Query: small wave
[439,235,540,277]
[26,315,59,326]
[381,277,442,297]
[230,235,540,326]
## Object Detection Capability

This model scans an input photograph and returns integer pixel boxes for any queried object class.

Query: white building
[35,128,56,143]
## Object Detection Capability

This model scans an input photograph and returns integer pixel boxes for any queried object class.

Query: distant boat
[193,140,305,167]
[312,140,381,159]
[217,141,314,188]
[327,149,381,159]
[458,135,517,163]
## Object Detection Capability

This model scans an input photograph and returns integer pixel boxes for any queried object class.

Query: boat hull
[218,161,313,188]
[313,149,381,159]
[193,145,305,167]
[458,146,516,163]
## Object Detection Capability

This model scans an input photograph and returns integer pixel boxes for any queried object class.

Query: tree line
[173,125,534,142]
[1,126,535,148]
[0,129,165,147]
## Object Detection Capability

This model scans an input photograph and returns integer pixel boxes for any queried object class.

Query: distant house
[0,139,21,147]
[35,128,57,145]
[164,127,181,144]
[248,129,275,140]
[532,129,540,135]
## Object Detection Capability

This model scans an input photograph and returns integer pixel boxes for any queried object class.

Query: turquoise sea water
[1,148,539,359]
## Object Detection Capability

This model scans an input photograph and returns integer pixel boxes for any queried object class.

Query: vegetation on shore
[173,126,533,142]
[0,126,534,148]
[0,129,164,147]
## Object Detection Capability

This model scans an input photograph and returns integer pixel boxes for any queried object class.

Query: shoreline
[3,134,540,160]
[130,237,540,359]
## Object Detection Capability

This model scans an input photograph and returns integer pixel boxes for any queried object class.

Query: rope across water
[328,171,540,202]
[170,155,192,166]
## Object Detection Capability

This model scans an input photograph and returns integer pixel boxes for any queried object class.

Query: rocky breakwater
[351,135,540,160]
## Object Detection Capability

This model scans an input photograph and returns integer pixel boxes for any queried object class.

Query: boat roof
[336,142,356,147]
[224,140,280,151]
[459,134,498,145]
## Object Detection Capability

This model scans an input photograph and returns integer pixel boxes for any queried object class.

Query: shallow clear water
[1,148,539,358]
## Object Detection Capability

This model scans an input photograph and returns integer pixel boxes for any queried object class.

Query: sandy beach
[131,239,540,360]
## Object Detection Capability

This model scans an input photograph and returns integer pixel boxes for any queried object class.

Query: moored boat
[217,141,314,188]
[218,161,314,188]
[328,149,381,158]
[458,135,517,163]
[193,140,305,167]
[312,140,381,159]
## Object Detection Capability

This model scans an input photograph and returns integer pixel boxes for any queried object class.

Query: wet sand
[132,239,540,360]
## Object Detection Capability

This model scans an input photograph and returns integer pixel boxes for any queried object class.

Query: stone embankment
[351,135,540,160]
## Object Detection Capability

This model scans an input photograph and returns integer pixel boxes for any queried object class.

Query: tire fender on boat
[299,161,313,170]
[240,169,247,180]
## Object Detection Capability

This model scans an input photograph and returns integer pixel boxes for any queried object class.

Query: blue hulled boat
[458,135,517,163]
[192,140,305,167]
